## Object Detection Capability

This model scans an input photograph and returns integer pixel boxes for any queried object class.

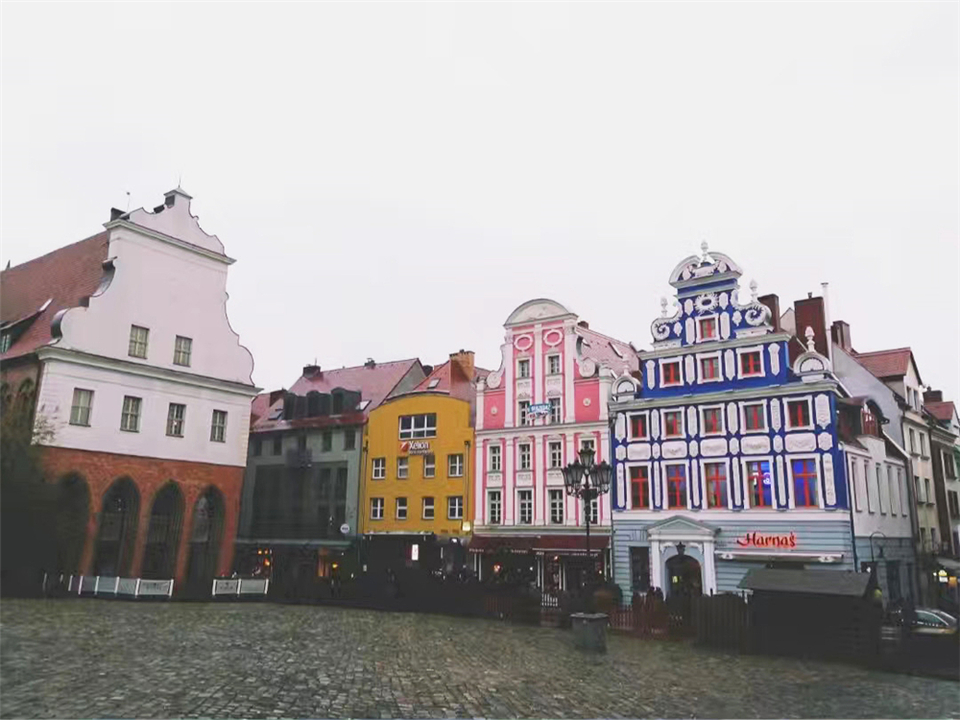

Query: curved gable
[504,298,576,327]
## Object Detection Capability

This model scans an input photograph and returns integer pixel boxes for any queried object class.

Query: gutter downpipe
[840,443,859,573]
[358,428,368,572]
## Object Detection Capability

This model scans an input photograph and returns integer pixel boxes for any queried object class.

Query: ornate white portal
[646,515,719,595]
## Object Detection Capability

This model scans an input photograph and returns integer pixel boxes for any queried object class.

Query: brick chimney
[924,389,943,403]
[831,320,852,352]
[758,294,781,332]
[302,364,322,378]
[793,294,828,360]
[269,388,286,405]
[450,349,475,380]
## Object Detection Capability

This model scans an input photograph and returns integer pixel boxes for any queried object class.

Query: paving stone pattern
[1,600,957,719]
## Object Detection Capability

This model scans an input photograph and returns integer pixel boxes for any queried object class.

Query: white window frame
[579,437,596,456]
[588,495,599,524]
[448,454,464,477]
[549,441,563,469]
[701,458,731,509]
[699,403,725,437]
[120,395,141,433]
[661,407,685,439]
[518,442,532,471]
[741,456,774,509]
[786,453,822,509]
[626,461,653,510]
[70,388,94,426]
[517,358,531,379]
[899,469,908,517]
[128,324,149,359]
[423,454,435,478]
[628,411,650,441]
[398,414,437,439]
[696,314,719,343]
[740,400,768,434]
[735,345,765,379]
[877,463,887,514]
[663,460,690,510]
[518,400,530,426]
[447,495,463,520]
[785,397,814,431]
[658,357,684,388]
[489,445,502,472]
[372,458,386,480]
[547,354,561,375]
[849,456,863,512]
[395,497,407,520]
[548,397,562,424]
[487,490,502,525]
[370,497,384,520]
[887,465,898,516]
[422,496,435,520]
[173,335,192,367]
[166,403,186,438]
[696,351,723,385]
[517,489,533,524]
[210,409,227,442]
[549,488,564,524]
[397,457,409,479]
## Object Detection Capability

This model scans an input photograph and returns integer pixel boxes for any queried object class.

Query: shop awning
[468,534,609,555]
[936,557,960,573]
[738,568,871,597]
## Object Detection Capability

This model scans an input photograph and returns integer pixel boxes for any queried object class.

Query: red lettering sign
[735,531,797,549]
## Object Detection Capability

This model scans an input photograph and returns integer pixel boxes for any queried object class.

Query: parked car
[891,607,958,637]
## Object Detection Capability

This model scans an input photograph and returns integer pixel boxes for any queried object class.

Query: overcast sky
[2,2,958,405]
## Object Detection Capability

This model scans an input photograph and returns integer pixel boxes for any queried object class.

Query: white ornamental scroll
[615,414,627,442]
[770,400,782,431]
[689,440,699,457]
[732,460,742,506]
[726,403,739,434]
[685,317,696,344]
[822,454,836,506]
[616,463,626,508]
[687,406,699,437]
[645,361,656,389]
[724,350,736,380]
[684,355,696,384]
[652,443,661,459]
[653,462,661,507]
[720,313,731,340]
[651,410,660,439]
[627,444,652,460]
[815,394,831,429]
[768,344,781,376]
[691,463,700,507]
[616,445,627,461]
[776,455,786,508]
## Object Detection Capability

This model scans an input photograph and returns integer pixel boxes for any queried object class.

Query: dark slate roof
[738,568,870,597]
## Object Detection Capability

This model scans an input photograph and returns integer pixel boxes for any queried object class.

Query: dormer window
[698,317,717,341]
[661,360,682,387]
[517,359,530,379]
[427,378,440,389]
[0,332,11,353]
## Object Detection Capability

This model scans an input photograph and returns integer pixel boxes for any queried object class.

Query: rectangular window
[705,462,727,508]
[629,413,648,440]
[120,395,141,432]
[787,399,811,429]
[666,465,686,509]
[397,457,408,479]
[740,350,762,377]
[920,434,927,457]
[517,358,530,378]
[422,496,435,520]
[887,466,898,516]
[423,454,436,478]
[489,445,502,472]
[70,388,94,426]
[210,409,227,442]
[865,459,875,511]
[877,464,887,514]
[166,403,186,437]
[173,335,192,366]
[549,441,562,469]
[743,402,766,432]
[630,466,650,509]
[518,489,533,524]
[700,356,720,381]
[128,325,149,358]
[322,430,332,452]
[488,490,502,525]
[447,496,463,520]
[549,397,561,424]
[630,547,651,593]
[518,401,530,426]
[549,489,564,524]
[701,407,724,435]
[663,410,683,438]
[589,496,598,524]
[519,443,532,470]
[792,459,819,507]
[924,478,932,505]
[662,360,682,386]
[580,438,596,456]
[372,458,386,480]
[746,460,772,507]
[899,469,907,516]
[909,429,917,454]
[398,414,437,439]
[344,429,355,450]
[698,317,717,340]
[396,497,407,520]
[370,498,384,520]
[547,355,561,375]
[915,475,922,503]
[272,436,282,455]
[448,454,464,477]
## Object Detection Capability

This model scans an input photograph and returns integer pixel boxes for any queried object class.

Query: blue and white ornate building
[608,245,853,598]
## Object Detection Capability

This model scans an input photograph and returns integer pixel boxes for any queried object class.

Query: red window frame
[744,403,765,431]
[793,459,819,507]
[630,414,648,439]
[740,351,762,376]
[705,463,727,508]
[630,466,650,509]
[700,356,719,380]
[666,465,686,508]
[747,461,772,507]
[662,361,681,385]
[663,411,682,437]
[702,408,723,434]
[788,400,810,428]
[699,317,717,339]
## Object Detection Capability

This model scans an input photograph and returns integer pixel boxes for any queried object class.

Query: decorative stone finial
[700,240,709,262]
[750,279,758,301]
[804,326,816,352]
[660,297,668,317]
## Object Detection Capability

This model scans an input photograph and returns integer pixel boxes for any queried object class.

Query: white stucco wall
[845,436,912,540]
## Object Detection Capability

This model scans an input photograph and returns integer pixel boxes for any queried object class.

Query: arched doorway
[54,473,90,575]
[185,488,225,595]
[141,483,184,579]
[93,478,140,577]
[665,553,702,620]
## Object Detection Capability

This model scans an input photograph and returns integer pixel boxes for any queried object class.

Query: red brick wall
[41,446,243,592]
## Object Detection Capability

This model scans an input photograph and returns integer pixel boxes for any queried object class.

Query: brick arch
[92,477,140,577]
[183,486,227,596]
[53,472,90,574]
[141,481,185,579]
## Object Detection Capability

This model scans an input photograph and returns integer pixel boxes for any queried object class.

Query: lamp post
[869,531,887,566]
[561,447,612,595]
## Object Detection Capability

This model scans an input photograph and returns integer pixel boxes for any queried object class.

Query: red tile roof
[1,232,110,362]
[925,401,957,424]
[250,392,274,427]
[578,326,639,375]
[853,348,917,382]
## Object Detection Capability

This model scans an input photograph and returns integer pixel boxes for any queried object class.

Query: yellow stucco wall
[361,394,474,536]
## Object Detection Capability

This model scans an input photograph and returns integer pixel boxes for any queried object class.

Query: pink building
[470,299,638,594]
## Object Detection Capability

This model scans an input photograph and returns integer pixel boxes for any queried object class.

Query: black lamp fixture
[561,446,613,590]
[676,541,686,557]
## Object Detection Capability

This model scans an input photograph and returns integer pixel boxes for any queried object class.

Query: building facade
[470,299,638,594]
[608,246,853,601]
[0,188,258,595]
[360,351,482,576]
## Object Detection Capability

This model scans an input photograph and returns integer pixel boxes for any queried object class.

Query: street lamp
[561,447,612,591]
[869,531,887,566]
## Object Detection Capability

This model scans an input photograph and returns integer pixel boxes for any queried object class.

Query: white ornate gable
[117,188,226,257]
[504,298,576,327]
[646,515,719,541]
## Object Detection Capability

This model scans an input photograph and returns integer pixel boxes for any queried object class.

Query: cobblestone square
[1,599,957,719]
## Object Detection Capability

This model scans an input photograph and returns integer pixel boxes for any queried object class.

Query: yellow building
[360,351,482,574]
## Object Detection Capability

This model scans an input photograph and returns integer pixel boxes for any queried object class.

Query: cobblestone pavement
[1,600,958,719]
